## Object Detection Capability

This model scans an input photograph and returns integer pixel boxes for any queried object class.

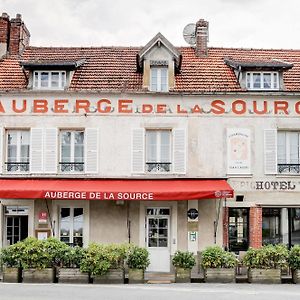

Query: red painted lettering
[274,101,289,115]
[253,101,268,115]
[157,104,166,113]
[177,105,188,114]
[54,99,68,113]
[232,100,246,115]
[191,104,202,113]
[118,99,133,113]
[75,100,90,113]
[97,99,112,113]
[142,104,153,113]
[211,100,225,114]
[12,99,27,113]
[33,100,48,113]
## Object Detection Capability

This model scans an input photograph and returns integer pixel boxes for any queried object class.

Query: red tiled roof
[1,46,300,92]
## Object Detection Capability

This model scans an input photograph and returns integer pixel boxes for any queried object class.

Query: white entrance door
[146,208,170,272]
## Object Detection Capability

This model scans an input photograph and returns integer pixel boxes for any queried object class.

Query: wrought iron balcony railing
[146,162,172,173]
[5,162,29,172]
[59,162,84,172]
[278,164,300,174]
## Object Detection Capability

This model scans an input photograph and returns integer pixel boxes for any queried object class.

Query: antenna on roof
[183,23,196,46]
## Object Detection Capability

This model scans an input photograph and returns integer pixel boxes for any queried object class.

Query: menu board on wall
[227,128,251,175]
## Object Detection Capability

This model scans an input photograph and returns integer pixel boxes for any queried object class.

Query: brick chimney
[9,13,30,56]
[195,19,209,57]
[0,12,10,57]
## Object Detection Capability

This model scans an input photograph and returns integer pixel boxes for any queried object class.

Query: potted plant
[80,243,129,284]
[0,242,23,282]
[20,237,66,283]
[127,246,150,284]
[172,250,196,283]
[288,245,300,284]
[243,244,289,284]
[57,245,89,284]
[202,246,237,283]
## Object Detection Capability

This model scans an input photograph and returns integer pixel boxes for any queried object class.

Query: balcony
[146,162,171,173]
[59,162,84,172]
[278,164,300,174]
[5,162,29,172]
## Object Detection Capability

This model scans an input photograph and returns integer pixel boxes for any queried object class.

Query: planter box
[248,268,281,284]
[58,268,89,284]
[292,269,300,284]
[3,267,21,283]
[22,268,55,283]
[128,269,144,284]
[175,267,191,283]
[204,268,236,283]
[93,268,124,284]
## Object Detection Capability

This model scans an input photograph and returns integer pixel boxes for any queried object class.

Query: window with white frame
[59,207,84,247]
[146,130,171,172]
[33,71,66,90]
[150,67,168,92]
[60,130,84,172]
[277,131,300,173]
[246,72,279,90]
[6,130,30,172]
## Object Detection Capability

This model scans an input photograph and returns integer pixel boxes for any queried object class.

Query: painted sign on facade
[227,128,251,175]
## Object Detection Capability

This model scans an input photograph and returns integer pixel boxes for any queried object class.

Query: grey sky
[2,0,300,49]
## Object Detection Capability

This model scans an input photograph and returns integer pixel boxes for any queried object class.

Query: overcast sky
[2,0,300,49]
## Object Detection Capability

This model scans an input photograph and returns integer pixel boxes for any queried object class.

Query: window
[246,72,279,90]
[277,131,300,173]
[150,67,168,92]
[228,208,249,252]
[262,208,282,245]
[33,71,66,90]
[146,130,171,172]
[6,130,30,172]
[60,130,84,172]
[289,208,300,246]
[59,207,83,247]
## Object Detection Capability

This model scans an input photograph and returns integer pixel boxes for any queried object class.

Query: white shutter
[131,128,145,173]
[264,129,277,174]
[44,128,58,173]
[0,127,3,173]
[85,128,99,173]
[30,128,44,173]
[173,128,186,174]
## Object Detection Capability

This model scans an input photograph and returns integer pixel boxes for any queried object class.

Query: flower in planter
[127,246,150,270]
[172,250,196,270]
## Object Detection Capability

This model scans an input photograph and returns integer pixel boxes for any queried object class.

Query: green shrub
[0,241,24,268]
[172,251,196,270]
[127,246,150,270]
[18,237,69,269]
[80,243,130,276]
[57,245,86,268]
[243,244,289,269]
[201,246,238,269]
[289,245,300,270]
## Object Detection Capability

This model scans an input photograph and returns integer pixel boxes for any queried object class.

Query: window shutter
[264,129,277,174]
[173,128,186,174]
[0,127,3,173]
[132,128,145,173]
[85,128,99,173]
[44,128,58,173]
[30,128,44,173]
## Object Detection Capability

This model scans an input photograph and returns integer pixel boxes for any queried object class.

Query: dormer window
[150,66,168,92]
[246,72,278,90]
[33,71,66,90]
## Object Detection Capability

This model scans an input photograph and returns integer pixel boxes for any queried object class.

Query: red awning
[0,179,233,201]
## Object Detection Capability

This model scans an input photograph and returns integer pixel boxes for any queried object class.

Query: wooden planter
[93,268,124,284]
[3,267,21,283]
[57,268,89,284]
[128,269,144,284]
[22,268,55,283]
[292,269,300,284]
[248,268,281,284]
[204,268,236,283]
[175,267,191,283]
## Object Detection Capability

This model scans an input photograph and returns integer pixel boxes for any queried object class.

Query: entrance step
[145,272,175,284]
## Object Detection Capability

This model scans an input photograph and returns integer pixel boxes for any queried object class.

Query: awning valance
[0,179,233,201]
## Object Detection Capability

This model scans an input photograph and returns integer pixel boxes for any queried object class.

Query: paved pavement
[0,283,300,300]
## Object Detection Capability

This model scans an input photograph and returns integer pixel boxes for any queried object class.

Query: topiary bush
[127,246,150,270]
[243,244,289,269]
[289,245,300,270]
[172,250,196,270]
[201,246,238,269]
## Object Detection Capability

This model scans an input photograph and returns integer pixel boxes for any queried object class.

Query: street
[0,283,300,300]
